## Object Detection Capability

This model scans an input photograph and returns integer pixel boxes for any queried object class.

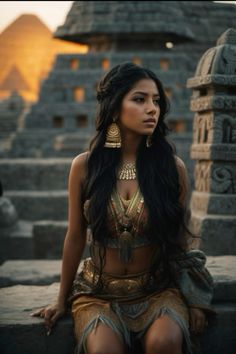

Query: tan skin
[31,79,206,353]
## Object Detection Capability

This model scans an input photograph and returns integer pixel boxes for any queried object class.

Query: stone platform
[0,256,236,354]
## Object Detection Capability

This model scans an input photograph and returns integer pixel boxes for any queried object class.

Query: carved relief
[219,47,236,75]
[213,96,236,110]
[195,48,216,76]
[222,119,233,143]
[194,162,211,192]
[211,167,234,193]
[194,163,235,193]
[193,114,213,144]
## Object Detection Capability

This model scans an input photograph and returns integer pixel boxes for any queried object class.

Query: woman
[31,63,215,354]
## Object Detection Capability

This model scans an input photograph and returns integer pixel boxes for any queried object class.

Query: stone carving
[219,47,236,75]
[194,163,234,194]
[188,28,236,254]
[211,167,234,193]
[194,162,210,192]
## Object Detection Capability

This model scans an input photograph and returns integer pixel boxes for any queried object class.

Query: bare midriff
[91,243,157,275]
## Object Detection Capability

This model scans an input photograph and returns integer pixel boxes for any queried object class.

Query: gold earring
[104,119,121,148]
[146,135,152,148]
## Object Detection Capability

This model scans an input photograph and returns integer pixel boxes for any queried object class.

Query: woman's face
[118,78,160,137]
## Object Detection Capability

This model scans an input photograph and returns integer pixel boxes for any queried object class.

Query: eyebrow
[132,91,160,97]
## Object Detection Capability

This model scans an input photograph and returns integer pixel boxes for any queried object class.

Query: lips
[143,118,156,123]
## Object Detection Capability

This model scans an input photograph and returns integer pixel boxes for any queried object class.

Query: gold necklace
[117,162,136,180]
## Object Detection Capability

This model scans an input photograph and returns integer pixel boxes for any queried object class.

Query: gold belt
[82,258,152,296]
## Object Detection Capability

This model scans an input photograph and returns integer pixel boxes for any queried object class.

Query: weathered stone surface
[206,256,236,302]
[0,158,71,191]
[0,256,235,301]
[33,221,68,259]
[191,213,236,256]
[33,221,90,260]
[4,191,68,221]
[0,197,18,227]
[55,1,195,45]
[0,260,61,287]
[0,283,236,354]
[0,220,33,264]
[188,28,236,255]
[0,283,75,354]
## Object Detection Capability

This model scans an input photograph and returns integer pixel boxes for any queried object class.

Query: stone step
[0,220,34,264]
[4,191,68,220]
[33,221,68,259]
[0,260,62,287]
[33,220,90,260]
[0,256,235,301]
[0,283,235,354]
[0,158,72,191]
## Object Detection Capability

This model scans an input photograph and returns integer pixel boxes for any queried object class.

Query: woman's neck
[120,132,142,163]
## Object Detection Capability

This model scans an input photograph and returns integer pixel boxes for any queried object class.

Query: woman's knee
[145,334,182,354]
[86,323,125,354]
[143,316,183,354]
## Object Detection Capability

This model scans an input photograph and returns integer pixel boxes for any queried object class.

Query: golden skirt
[69,258,192,354]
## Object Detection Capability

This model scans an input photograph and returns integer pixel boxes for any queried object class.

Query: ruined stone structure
[187,28,236,255]
[0,5,236,353]
[8,1,236,176]
[0,91,25,156]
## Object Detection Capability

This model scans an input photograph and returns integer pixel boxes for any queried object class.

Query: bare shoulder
[70,151,90,182]
[174,155,186,171]
[174,155,189,205]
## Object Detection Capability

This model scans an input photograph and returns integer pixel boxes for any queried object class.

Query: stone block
[206,256,236,302]
[33,221,68,259]
[0,159,71,191]
[190,191,236,215]
[0,283,75,354]
[0,260,62,287]
[0,221,33,263]
[0,256,235,301]
[0,283,236,354]
[4,191,68,221]
[191,212,236,255]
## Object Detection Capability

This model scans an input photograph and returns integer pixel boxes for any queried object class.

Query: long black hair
[83,62,192,286]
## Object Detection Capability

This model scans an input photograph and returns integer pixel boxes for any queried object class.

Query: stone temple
[7,1,236,174]
[0,2,236,353]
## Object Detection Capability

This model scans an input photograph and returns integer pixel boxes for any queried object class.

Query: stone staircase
[0,158,72,262]
[0,256,236,354]
[0,158,236,353]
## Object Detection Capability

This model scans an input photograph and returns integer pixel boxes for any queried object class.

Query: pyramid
[0,14,88,101]
[0,65,31,91]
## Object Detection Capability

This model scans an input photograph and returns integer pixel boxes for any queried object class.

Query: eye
[153,98,160,105]
[133,97,144,103]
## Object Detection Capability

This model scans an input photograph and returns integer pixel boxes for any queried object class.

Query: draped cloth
[68,250,216,354]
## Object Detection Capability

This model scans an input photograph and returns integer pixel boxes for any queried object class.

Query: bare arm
[57,152,88,305]
[175,156,190,209]
[31,152,89,331]
[175,156,207,333]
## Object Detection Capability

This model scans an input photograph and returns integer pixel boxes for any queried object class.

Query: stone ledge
[1,256,235,301]
[0,283,236,354]
[4,191,68,220]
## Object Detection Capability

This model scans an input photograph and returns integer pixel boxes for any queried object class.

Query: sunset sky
[0,1,235,33]
[0,1,74,33]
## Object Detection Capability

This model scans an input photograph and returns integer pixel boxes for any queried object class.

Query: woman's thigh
[86,323,126,354]
[142,314,183,354]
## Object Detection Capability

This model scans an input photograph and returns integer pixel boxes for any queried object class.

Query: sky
[0,1,236,34]
[0,1,74,33]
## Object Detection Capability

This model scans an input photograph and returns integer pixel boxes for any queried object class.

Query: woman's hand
[189,307,207,335]
[30,302,67,335]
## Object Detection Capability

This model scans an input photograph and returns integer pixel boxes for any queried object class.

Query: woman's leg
[142,314,183,354]
[86,323,126,354]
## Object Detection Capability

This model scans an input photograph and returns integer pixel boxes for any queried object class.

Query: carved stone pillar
[187,28,236,255]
